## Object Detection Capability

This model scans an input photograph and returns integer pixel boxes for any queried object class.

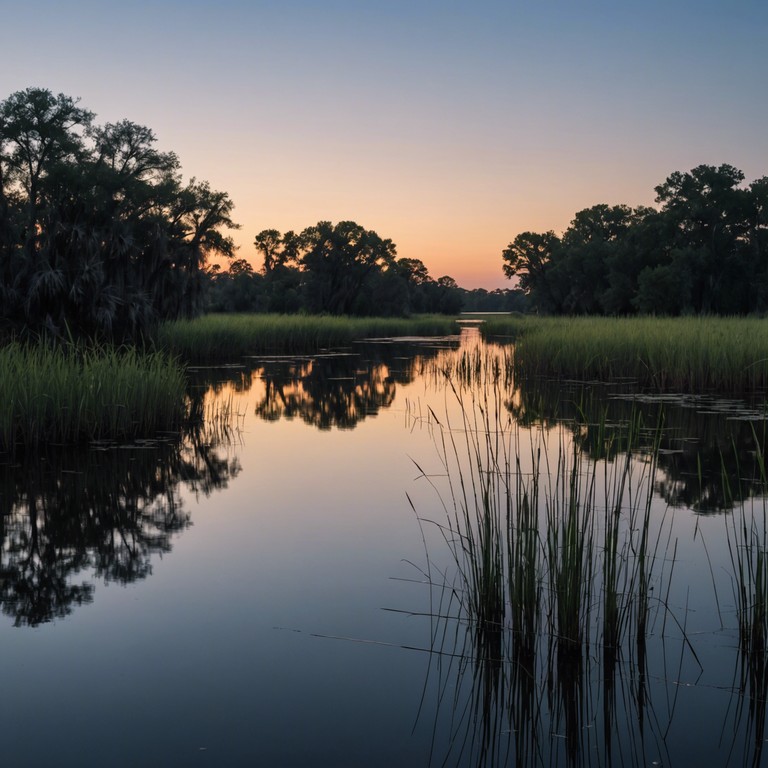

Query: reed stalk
[725,428,768,763]
[414,372,678,764]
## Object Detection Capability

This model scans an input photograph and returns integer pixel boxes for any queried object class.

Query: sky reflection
[1,334,767,764]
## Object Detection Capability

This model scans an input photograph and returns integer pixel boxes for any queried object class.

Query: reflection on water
[205,339,458,430]
[189,335,768,519]
[490,347,768,514]
[0,339,458,629]
[412,337,768,766]
[408,387,687,767]
[0,411,239,626]
[2,330,768,765]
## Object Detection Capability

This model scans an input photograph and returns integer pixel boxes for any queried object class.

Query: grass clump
[158,313,459,362]
[0,343,186,454]
[481,315,768,393]
[412,377,682,764]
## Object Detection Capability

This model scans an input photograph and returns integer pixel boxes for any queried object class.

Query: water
[1,329,766,766]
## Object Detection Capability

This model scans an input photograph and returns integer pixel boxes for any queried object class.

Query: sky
[2,0,766,289]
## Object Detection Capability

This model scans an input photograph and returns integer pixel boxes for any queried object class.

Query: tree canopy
[207,221,466,316]
[0,88,238,340]
[502,164,768,316]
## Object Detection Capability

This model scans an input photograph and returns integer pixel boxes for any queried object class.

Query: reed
[413,377,679,763]
[481,315,768,393]
[429,342,513,391]
[0,342,186,454]
[725,429,768,735]
[158,313,459,362]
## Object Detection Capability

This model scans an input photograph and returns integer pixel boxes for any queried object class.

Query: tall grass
[481,316,768,393]
[0,343,186,453]
[412,375,681,764]
[724,429,768,763]
[159,313,459,362]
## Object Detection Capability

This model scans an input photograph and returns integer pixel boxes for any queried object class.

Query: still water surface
[1,329,766,766]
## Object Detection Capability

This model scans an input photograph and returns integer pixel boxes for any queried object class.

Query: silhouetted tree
[502,231,562,312]
[0,88,238,340]
[502,164,768,316]
[300,220,397,314]
[652,164,754,313]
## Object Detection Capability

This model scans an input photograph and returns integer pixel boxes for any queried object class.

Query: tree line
[0,88,498,335]
[0,88,237,340]
[23,88,759,334]
[206,222,471,316]
[208,225,530,316]
[503,164,768,315]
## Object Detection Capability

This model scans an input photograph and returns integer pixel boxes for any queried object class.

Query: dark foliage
[0,88,238,340]
[502,164,768,315]
[207,222,466,316]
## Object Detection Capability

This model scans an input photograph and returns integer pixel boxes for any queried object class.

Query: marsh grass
[412,373,681,764]
[723,427,768,763]
[0,343,186,454]
[481,316,768,393]
[158,313,459,362]
[427,342,513,392]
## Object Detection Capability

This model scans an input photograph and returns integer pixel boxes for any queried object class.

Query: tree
[0,89,94,333]
[0,88,93,247]
[160,178,238,319]
[300,220,396,314]
[653,164,751,313]
[396,257,430,286]
[228,258,253,276]
[0,88,238,340]
[500,164,768,316]
[557,204,649,314]
[502,231,561,312]
[254,229,283,273]
[633,261,692,315]
[745,176,768,310]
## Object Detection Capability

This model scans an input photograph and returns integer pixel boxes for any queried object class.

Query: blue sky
[2,0,766,288]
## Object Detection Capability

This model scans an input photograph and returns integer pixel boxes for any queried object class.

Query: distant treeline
[0,88,238,341]
[205,222,528,316]
[206,222,461,316]
[21,90,766,336]
[503,164,768,316]
[0,87,523,339]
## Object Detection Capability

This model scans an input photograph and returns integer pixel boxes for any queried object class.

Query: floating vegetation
[0,343,187,455]
[158,313,459,362]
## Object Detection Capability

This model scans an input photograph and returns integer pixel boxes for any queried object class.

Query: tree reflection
[0,339,458,626]
[191,340,458,431]
[0,414,239,626]
[413,337,768,763]
[508,376,768,513]
[254,355,397,429]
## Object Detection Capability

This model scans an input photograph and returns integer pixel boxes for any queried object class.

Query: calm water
[1,329,767,766]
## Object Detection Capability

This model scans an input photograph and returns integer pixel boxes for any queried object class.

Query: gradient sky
[2,0,766,289]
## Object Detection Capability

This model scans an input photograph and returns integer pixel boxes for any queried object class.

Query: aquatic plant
[158,313,459,362]
[481,316,768,393]
[0,343,186,454]
[724,427,768,765]
[411,377,682,765]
